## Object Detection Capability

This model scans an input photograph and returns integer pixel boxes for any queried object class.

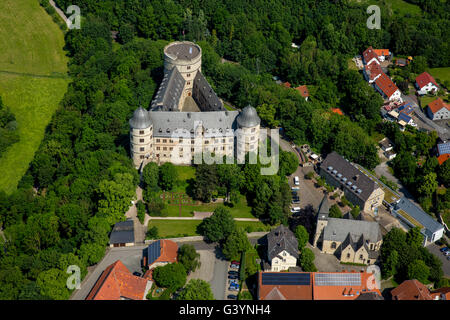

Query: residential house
[373,49,391,62]
[295,85,309,101]
[319,152,385,213]
[313,196,382,265]
[426,98,450,121]
[142,239,178,270]
[431,287,450,300]
[385,150,397,160]
[109,220,135,248]
[363,63,382,84]
[86,260,152,300]
[257,271,382,300]
[395,58,407,67]
[437,142,450,165]
[391,280,432,300]
[362,46,380,66]
[390,197,444,246]
[266,225,299,272]
[374,72,402,102]
[282,81,291,88]
[398,112,415,127]
[379,137,394,152]
[415,72,439,95]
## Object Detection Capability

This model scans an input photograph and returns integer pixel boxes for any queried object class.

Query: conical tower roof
[129,107,152,129]
[236,105,261,128]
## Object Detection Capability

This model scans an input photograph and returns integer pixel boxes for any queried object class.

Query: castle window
[139,130,144,134]
[169,139,173,143]
[187,73,191,77]
[180,154,183,158]
[205,140,209,144]
[331,242,337,249]
[222,139,225,143]
[360,255,363,260]
[251,128,256,133]
[179,138,183,143]
[347,253,350,258]
[187,66,191,70]
[163,147,167,151]
[191,140,194,144]
[140,155,144,159]
[157,147,160,150]
[140,147,145,151]
[140,139,145,143]
[187,81,191,85]
[156,139,160,143]
[191,148,194,152]
[179,148,183,151]
[163,139,167,143]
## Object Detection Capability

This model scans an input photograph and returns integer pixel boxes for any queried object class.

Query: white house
[426,98,450,120]
[267,225,298,272]
[374,73,402,102]
[416,72,439,95]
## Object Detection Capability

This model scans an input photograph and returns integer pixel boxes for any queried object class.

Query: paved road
[49,0,70,26]
[148,217,259,221]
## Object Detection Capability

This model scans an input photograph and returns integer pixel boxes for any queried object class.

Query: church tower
[313,195,330,248]
[236,105,261,162]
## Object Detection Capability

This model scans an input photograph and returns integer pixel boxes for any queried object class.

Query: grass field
[0,0,69,194]
[427,67,450,84]
[148,219,272,238]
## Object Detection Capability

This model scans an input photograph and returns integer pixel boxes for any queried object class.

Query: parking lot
[224,261,241,300]
[427,243,450,278]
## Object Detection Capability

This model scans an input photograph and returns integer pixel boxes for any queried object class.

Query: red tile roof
[295,85,309,98]
[258,271,382,300]
[373,49,389,57]
[437,154,450,165]
[331,108,343,115]
[375,72,399,98]
[365,63,383,80]
[363,46,379,65]
[86,260,149,300]
[427,98,449,114]
[431,287,450,300]
[282,82,291,88]
[416,72,438,89]
[391,280,432,300]
[155,240,178,264]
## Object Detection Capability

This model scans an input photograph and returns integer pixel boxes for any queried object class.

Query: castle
[129,41,261,168]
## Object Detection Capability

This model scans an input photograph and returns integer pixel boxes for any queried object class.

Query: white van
[290,207,301,213]
[294,176,300,185]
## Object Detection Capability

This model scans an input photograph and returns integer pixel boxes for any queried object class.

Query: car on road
[227,294,238,300]
[290,207,301,213]
[294,176,300,185]
[440,247,449,252]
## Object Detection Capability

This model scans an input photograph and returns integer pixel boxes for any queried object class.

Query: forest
[0,0,448,299]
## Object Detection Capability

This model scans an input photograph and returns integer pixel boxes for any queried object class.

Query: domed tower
[163,41,202,104]
[129,107,153,168]
[236,105,261,159]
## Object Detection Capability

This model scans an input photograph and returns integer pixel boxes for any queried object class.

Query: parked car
[228,271,239,275]
[229,286,239,292]
[230,264,239,269]
[290,207,301,213]
[291,186,300,191]
[228,274,238,279]
[229,282,239,288]
[292,197,300,204]
[444,251,450,256]
[229,280,238,285]
[231,261,240,265]
[440,247,449,252]
[227,294,238,300]
[294,176,300,185]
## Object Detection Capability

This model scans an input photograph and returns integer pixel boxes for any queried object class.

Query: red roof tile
[365,63,383,80]
[331,108,343,115]
[375,73,399,98]
[391,280,432,300]
[363,46,380,65]
[416,72,438,89]
[437,154,450,165]
[373,49,389,57]
[86,260,149,300]
[295,85,309,98]
[154,240,178,264]
[431,287,450,300]
[427,98,449,114]
[282,82,291,88]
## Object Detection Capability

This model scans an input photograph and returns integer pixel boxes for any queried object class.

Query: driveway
[427,243,450,278]
[70,245,147,300]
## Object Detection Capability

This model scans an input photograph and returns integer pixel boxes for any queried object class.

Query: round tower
[163,41,202,99]
[236,105,261,159]
[129,107,153,168]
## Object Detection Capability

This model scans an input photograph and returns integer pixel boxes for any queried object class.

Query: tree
[193,163,218,202]
[350,206,360,219]
[417,172,438,199]
[329,204,343,218]
[406,227,424,248]
[407,260,430,284]
[36,268,70,300]
[177,279,214,300]
[147,226,159,239]
[299,248,317,272]
[136,200,146,224]
[294,225,309,250]
[198,207,236,242]
[142,162,160,192]
[384,249,399,278]
[178,244,201,274]
[153,263,187,290]
[158,162,178,191]
[222,228,251,260]
[78,242,106,266]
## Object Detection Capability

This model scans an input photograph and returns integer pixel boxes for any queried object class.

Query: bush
[136,200,146,224]
[146,226,159,239]
[305,171,315,180]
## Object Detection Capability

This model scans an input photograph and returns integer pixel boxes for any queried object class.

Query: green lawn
[420,95,439,108]
[427,67,450,84]
[355,0,422,17]
[148,219,272,238]
[172,165,196,192]
[0,0,69,194]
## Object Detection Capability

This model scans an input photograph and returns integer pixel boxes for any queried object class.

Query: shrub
[136,200,146,224]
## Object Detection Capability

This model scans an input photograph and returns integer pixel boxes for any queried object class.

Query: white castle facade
[129,41,261,169]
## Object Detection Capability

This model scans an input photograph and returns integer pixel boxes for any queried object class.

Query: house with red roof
[415,72,439,95]
[373,49,391,62]
[391,280,432,300]
[363,63,383,84]
[426,97,450,120]
[362,46,380,66]
[257,270,382,300]
[331,108,343,115]
[86,260,152,300]
[374,72,402,102]
[295,85,309,101]
[282,81,291,88]
[142,239,178,270]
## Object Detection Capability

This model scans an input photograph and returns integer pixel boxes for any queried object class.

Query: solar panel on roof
[438,143,450,155]
[262,273,311,286]
[147,240,161,265]
[314,273,361,286]
[398,112,411,122]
